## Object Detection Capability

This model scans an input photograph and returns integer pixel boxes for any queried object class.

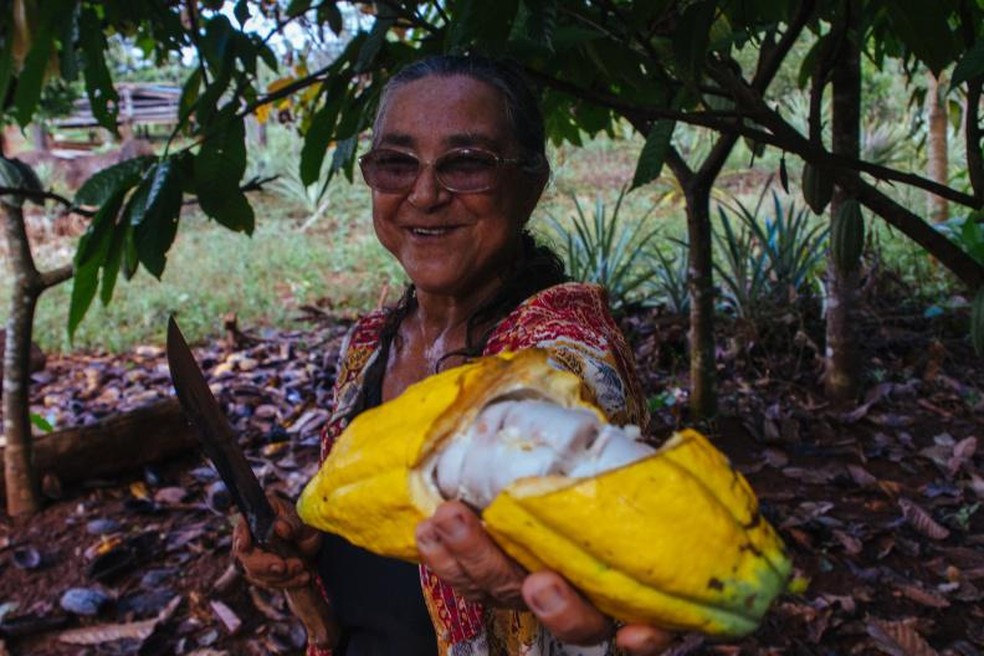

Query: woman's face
[370,74,545,300]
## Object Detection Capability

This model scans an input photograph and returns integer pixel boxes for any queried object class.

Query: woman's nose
[407,164,449,209]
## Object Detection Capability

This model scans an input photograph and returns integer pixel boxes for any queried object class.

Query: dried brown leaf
[210,600,241,635]
[948,437,978,475]
[57,618,157,645]
[832,529,864,555]
[899,498,951,540]
[896,584,950,608]
[866,618,939,656]
[847,463,878,488]
[763,448,789,468]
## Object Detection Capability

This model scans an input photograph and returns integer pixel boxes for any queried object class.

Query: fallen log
[0,398,197,496]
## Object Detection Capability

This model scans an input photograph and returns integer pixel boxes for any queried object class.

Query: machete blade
[166,316,276,544]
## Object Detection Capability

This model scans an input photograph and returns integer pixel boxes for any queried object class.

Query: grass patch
[9,187,405,353]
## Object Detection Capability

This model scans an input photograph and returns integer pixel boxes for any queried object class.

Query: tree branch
[0,187,95,216]
[38,264,73,290]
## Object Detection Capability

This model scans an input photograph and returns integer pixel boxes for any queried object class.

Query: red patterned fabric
[308,282,646,656]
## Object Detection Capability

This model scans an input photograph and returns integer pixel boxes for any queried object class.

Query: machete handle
[267,533,340,650]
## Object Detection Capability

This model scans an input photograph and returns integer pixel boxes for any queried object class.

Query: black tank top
[318,533,437,656]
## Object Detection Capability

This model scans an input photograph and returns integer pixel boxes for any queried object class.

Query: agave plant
[547,186,662,312]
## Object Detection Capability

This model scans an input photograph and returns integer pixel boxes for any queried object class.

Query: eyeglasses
[358,147,524,194]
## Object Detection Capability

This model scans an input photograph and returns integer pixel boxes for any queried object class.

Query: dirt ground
[1,291,982,655]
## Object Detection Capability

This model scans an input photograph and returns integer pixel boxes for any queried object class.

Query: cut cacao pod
[297,350,792,637]
[831,199,865,271]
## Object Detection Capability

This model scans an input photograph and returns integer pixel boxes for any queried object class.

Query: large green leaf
[57,1,81,81]
[13,0,74,126]
[128,161,183,278]
[74,156,155,208]
[300,83,344,186]
[883,0,955,76]
[194,109,253,234]
[951,40,984,90]
[631,120,675,190]
[448,0,520,53]
[672,0,715,84]
[69,189,126,338]
[78,7,120,133]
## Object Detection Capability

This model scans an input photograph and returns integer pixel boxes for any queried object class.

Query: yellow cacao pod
[297,350,792,637]
[802,162,833,215]
[831,199,865,271]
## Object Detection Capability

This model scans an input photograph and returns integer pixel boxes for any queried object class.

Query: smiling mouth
[409,226,456,236]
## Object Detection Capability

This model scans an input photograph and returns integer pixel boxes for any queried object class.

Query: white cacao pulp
[431,398,655,509]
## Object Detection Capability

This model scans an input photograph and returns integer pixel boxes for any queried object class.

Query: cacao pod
[831,199,865,271]
[972,287,984,356]
[802,162,833,214]
[297,350,792,637]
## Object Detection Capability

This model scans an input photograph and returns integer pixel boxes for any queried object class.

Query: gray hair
[372,55,548,174]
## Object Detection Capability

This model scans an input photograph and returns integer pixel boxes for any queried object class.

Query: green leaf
[355,15,394,73]
[129,161,183,278]
[69,190,126,338]
[631,120,675,190]
[885,0,955,76]
[233,0,250,26]
[202,15,234,79]
[56,1,81,81]
[100,222,128,305]
[448,0,520,53]
[74,156,154,208]
[29,412,54,433]
[287,0,314,18]
[13,0,72,126]
[0,23,15,111]
[0,157,43,208]
[951,40,984,90]
[194,109,253,233]
[78,7,120,133]
[300,93,343,186]
[672,0,715,84]
[319,2,344,35]
[178,68,203,128]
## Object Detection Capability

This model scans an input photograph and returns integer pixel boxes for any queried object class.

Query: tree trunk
[685,179,717,418]
[2,203,42,516]
[927,72,950,223]
[824,1,862,403]
[0,399,197,495]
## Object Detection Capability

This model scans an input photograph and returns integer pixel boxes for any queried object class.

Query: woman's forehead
[375,75,513,149]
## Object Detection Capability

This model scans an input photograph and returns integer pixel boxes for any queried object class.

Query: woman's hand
[416,501,675,655]
[232,492,323,590]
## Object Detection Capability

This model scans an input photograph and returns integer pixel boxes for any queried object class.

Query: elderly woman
[235,55,672,656]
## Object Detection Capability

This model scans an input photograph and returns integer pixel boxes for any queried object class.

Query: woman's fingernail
[438,512,468,540]
[529,583,564,615]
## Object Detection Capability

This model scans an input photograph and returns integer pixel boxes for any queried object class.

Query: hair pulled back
[351,55,567,418]
[373,54,549,175]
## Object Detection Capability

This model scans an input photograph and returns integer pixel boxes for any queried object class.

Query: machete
[166,316,336,648]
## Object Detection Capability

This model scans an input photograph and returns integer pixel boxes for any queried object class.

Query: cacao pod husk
[802,162,833,214]
[297,350,792,637]
[831,199,865,271]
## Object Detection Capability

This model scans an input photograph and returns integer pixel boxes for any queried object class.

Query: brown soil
[1,294,983,655]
